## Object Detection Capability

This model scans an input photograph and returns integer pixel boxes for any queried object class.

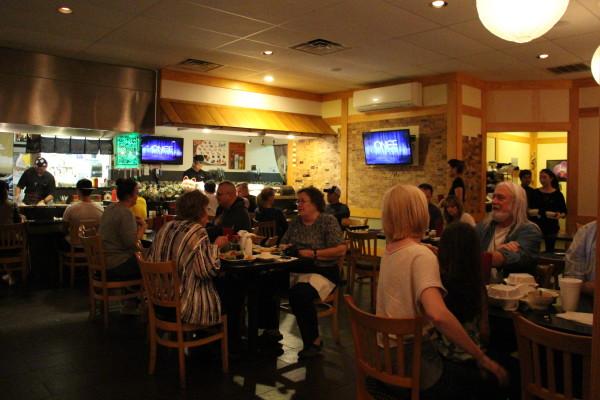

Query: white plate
[255,253,281,261]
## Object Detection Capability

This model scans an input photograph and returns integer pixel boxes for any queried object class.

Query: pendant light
[592,46,600,85]
[476,0,569,43]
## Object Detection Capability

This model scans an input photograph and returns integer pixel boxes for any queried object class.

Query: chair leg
[347,262,356,294]
[331,310,340,344]
[59,255,64,286]
[148,324,157,375]
[370,276,376,312]
[89,287,96,320]
[70,264,75,288]
[102,288,109,328]
[177,332,186,389]
[21,261,27,284]
[221,317,229,373]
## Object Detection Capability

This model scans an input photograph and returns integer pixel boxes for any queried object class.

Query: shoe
[260,330,283,343]
[298,342,323,359]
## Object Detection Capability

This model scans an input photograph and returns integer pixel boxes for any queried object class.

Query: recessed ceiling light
[57,6,73,14]
[430,1,448,8]
[372,98,380,102]
[262,50,273,56]
[201,128,211,133]
[287,134,295,139]
[263,75,274,83]
[537,53,549,59]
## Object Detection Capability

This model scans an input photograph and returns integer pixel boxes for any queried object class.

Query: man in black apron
[15,157,56,205]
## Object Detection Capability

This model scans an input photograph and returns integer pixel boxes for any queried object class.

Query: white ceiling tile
[551,31,600,60]
[576,0,600,19]
[185,0,317,24]
[386,0,478,26]
[449,19,519,50]
[499,39,583,67]
[403,28,493,58]
[245,27,325,49]
[143,0,273,38]
[545,1,600,39]
[458,51,529,71]
[0,26,90,57]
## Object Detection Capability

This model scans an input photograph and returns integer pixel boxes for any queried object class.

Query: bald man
[214,181,251,232]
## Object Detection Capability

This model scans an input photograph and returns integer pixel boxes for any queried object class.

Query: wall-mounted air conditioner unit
[354,82,422,112]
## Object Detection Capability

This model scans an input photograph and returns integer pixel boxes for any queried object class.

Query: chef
[15,157,56,205]
[182,155,209,182]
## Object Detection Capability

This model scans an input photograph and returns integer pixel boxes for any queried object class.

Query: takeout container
[526,289,559,310]
[505,273,537,286]
[487,283,536,311]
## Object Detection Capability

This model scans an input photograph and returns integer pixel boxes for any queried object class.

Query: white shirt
[487,225,511,252]
[205,192,218,217]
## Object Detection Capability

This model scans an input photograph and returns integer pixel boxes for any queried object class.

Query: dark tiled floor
[0,282,372,399]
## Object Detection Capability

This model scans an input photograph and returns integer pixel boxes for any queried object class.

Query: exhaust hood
[0,47,156,136]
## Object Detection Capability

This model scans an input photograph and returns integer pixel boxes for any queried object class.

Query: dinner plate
[255,253,281,261]
[219,255,256,263]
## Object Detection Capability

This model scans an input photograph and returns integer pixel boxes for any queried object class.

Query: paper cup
[559,277,583,311]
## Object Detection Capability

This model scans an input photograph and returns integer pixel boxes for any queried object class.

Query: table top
[219,256,300,273]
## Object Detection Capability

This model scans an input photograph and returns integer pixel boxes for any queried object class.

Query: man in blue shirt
[565,221,596,310]
[324,186,350,227]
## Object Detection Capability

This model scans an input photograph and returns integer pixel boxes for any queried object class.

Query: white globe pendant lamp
[592,46,600,85]
[476,0,569,43]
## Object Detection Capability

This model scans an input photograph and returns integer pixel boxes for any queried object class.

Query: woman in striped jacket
[147,190,228,325]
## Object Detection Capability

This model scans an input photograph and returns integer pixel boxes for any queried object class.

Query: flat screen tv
[141,136,184,164]
[363,129,412,165]
[546,159,567,181]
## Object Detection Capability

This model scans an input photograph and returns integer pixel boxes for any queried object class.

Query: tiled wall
[462,135,483,215]
[288,136,340,191]
[347,114,448,210]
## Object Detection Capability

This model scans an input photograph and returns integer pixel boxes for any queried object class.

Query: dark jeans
[106,256,141,281]
[257,271,286,331]
[544,234,557,252]
[289,282,321,348]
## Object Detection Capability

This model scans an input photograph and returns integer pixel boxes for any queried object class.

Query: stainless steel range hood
[0,47,156,136]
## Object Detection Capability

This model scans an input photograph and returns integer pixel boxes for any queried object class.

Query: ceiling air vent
[177,58,223,72]
[547,63,590,75]
[291,38,348,55]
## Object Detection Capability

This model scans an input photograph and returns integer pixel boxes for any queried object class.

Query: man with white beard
[476,182,542,278]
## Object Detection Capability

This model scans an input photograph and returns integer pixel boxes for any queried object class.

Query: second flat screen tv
[363,129,412,165]
[141,136,184,164]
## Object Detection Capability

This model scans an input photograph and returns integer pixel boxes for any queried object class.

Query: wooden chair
[59,220,98,287]
[513,314,591,400]
[0,223,28,284]
[254,220,277,239]
[79,230,143,327]
[344,295,422,400]
[480,252,493,345]
[136,254,228,388]
[347,230,381,311]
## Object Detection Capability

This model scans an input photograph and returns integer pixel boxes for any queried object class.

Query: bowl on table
[525,289,559,310]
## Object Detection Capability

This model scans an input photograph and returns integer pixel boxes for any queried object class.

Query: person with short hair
[442,195,475,227]
[63,178,104,229]
[99,178,146,280]
[519,169,535,208]
[147,190,228,325]
[565,220,596,311]
[203,181,218,218]
[15,157,55,205]
[375,184,506,398]
[236,182,257,213]
[475,182,542,277]
[214,181,251,232]
[447,159,466,203]
[255,187,288,239]
[323,185,350,227]
[130,182,147,221]
[182,155,209,182]
[530,168,567,252]
[281,186,346,359]
[418,183,444,233]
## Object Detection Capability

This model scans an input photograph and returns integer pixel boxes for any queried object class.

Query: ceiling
[1,0,599,93]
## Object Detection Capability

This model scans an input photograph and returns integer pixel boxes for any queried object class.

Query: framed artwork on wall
[193,140,227,166]
[228,142,246,170]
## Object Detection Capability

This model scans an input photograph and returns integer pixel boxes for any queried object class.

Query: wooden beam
[161,68,323,102]
[340,97,349,204]
[492,132,532,144]
[461,104,483,117]
[346,106,447,123]
[567,87,579,234]
[536,137,568,144]
[487,122,571,132]
[485,80,573,90]
[323,116,342,125]
[573,77,598,88]
[447,81,458,159]
[592,113,600,400]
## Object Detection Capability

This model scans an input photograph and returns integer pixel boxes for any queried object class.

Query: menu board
[193,139,227,166]
[113,133,141,169]
[228,142,246,170]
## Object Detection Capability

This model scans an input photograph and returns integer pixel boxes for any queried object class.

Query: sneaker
[298,342,323,359]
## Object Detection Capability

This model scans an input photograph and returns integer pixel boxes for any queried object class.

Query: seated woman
[99,178,146,280]
[0,180,20,225]
[255,187,288,241]
[281,186,346,359]
[442,195,475,226]
[376,184,506,398]
[147,190,227,325]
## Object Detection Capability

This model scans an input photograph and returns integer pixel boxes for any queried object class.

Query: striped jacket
[148,220,221,325]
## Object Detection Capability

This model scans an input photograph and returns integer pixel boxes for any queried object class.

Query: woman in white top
[376,184,506,397]
[442,195,475,227]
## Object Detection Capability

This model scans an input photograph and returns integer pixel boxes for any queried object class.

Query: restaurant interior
[1,1,600,399]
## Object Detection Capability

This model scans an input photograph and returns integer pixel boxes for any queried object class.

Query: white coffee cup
[559,277,583,311]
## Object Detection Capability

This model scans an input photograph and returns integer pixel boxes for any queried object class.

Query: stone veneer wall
[289,136,340,191]
[347,114,447,211]
[462,135,483,215]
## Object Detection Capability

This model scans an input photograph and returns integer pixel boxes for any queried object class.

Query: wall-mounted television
[363,129,412,165]
[547,159,567,181]
[141,136,184,164]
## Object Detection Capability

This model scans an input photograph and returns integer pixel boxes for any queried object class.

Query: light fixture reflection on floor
[476,0,569,43]
[592,45,600,85]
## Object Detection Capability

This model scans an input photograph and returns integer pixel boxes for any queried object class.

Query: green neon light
[114,133,140,169]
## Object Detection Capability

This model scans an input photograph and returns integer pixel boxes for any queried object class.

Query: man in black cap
[324,185,350,227]
[182,155,209,182]
[15,157,56,205]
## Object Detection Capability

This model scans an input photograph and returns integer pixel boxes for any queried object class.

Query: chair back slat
[348,231,378,257]
[344,295,421,397]
[136,255,181,309]
[513,315,592,400]
[79,235,106,277]
[67,220,99,246]
[0,223,26,250]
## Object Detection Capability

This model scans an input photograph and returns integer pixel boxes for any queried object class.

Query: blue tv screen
[363,129,412,165]
[141,136,184,164]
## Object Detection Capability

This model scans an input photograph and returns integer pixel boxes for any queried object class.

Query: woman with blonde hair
[375,184,506,398]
